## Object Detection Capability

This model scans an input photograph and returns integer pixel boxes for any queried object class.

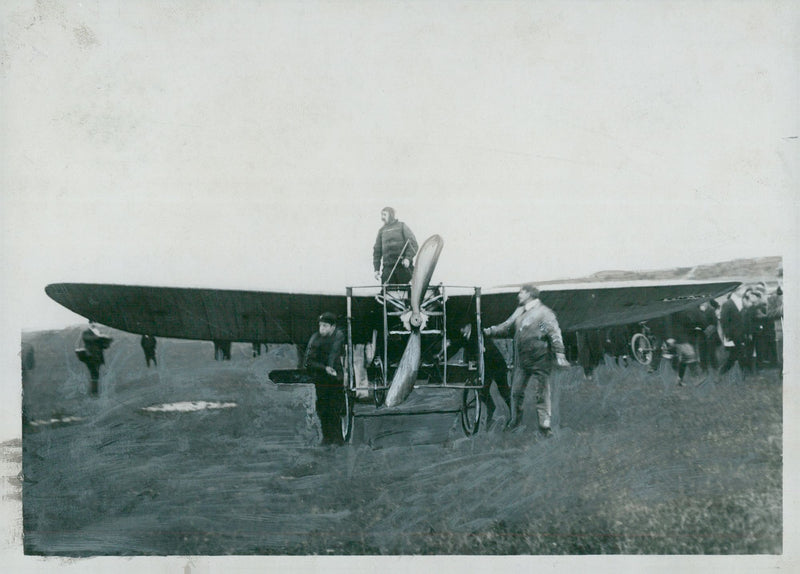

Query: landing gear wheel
[461,387,482,436]
[340,389,354,443]
[631,333,654,365]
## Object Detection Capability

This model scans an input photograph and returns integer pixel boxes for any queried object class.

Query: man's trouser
[480,363,510,425]
[510,353,552,429]
[314,376,345,444]
[381,264,413,286]
[719,341,752,375]
[76,350,101,394]
[700,332,721,370]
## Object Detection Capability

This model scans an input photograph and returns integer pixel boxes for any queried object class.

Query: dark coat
[80,327,112,365]
[673,307,705,344]
[373,220,418,274]
[140,335,157,354]
[577,329,604,371]
[304,329,346,380]
[720,299,746,344]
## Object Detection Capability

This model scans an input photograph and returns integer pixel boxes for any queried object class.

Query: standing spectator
[747,288,770,369]
[719,291,753,376]
[604,325,630,367]
[372,207,418,285]
[766,285,783,368]
[140,335,157,368]
[304,312,346,445]
[483,284,570,435]
[697,300,721,371]
[740,288,762,371]
[213,340,231,361]
[577,329,604,380]
[21,342,35,383]
[75,322,113,395]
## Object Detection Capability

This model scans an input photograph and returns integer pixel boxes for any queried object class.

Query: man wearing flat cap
[373,207,418,285]
[483,284,569,435]
[304,312,346,445]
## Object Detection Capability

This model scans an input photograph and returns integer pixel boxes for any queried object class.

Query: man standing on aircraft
[483,284,570,435]
[373,207,418,285]
[75,322,113,395]
[304,312,347,445]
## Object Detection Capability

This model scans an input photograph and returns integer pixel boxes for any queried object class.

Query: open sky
[1,1,798,569]
[3,1,797,332]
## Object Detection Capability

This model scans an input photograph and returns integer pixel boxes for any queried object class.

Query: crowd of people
[575,282,783,385]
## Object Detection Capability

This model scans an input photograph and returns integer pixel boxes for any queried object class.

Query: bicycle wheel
[631,332,654,365]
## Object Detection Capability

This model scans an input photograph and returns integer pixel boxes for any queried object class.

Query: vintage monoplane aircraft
[45,235,740,441]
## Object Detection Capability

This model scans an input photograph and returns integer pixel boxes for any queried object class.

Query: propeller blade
[384,331,421,407]
[409,235,444,328]
[385,235,444,407]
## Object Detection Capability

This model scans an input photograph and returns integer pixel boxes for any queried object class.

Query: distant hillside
[537,256,782,285]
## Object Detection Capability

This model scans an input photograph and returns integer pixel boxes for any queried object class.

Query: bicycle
[630,322,659,366]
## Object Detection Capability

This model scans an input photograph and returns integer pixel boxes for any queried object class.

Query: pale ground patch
[141,401,237,413]
[27,416,86,427]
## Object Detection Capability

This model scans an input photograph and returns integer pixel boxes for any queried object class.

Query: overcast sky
[3,0,797,333]
[1,2,798,570]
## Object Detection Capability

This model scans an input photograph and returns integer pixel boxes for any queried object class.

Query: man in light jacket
[483,284,569,435]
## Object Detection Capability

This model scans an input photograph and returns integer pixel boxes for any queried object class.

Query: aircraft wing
[45,279,740,345]
[470,280,741,332]
[44,283,380,345]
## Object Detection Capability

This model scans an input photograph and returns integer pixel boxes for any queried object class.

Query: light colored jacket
[485,299,565,359]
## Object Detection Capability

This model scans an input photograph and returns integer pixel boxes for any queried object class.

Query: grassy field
[20,327,781,555]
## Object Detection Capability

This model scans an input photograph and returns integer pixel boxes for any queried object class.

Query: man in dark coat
[766,286,783,367]
[445,323,511,428]
[694,300,722,371]
[576,329,604,379]
[603,325,631,367]
[372,207,418,285]
[213,340,232,361]
[748,288,772,368]
[719,291,753,376]
[140,335,157,367]
[304,312,347,445]
[75,323,113,395]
